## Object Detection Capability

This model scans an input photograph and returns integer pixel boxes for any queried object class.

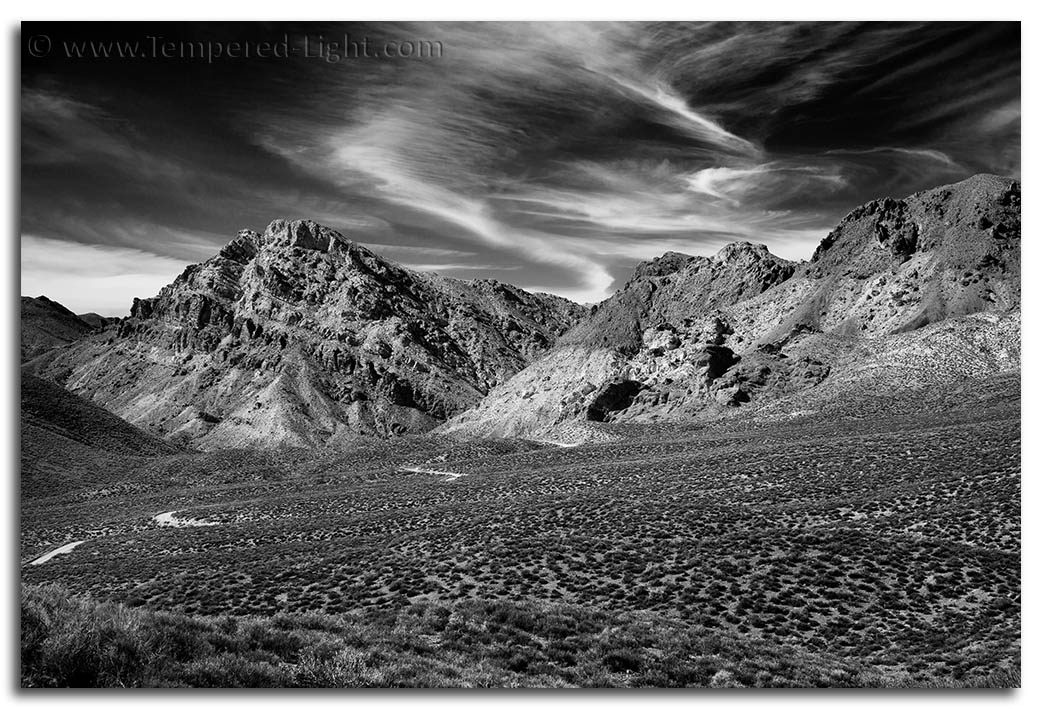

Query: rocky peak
[217,220,380,270]
[810,174,1020,278]
[710,241,795,294]
[714,241,773,264]
[631,244,786,282]
[630,242,792,289]
[761,172,1021,340]
[218,230,261,264]
[260,219,352,253]
[29,220,586,447]
[562,241,794,355]
[812,197,919,264]
[633,251,697,280]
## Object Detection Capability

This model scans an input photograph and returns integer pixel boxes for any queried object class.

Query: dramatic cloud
[22,21,1020,313]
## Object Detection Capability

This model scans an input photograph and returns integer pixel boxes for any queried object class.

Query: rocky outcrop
[560,242,795,355]
[25,220,586,449]
[794,174,1020,337]
[441,174,1021,440]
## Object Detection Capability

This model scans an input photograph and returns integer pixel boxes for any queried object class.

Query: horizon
[21,169,1016,316]
[21,21,1020,316]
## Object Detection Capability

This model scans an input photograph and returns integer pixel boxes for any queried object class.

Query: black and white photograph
[16,17,1022,689]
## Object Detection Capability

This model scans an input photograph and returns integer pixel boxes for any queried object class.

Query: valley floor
[20,374,1020,687]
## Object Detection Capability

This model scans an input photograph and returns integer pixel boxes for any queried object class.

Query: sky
[21,21,1020,315]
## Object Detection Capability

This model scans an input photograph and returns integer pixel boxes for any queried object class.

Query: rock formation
[25,220,586,448]
[440,174,1021,439]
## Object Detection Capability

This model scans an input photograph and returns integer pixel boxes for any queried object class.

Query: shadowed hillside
[20,296,98,361]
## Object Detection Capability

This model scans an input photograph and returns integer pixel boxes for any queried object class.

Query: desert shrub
[709,669,744,688]
[487,600,537,632]
[293,647,379,687]
[21,584,152,688]
[21,536,1020,689]
[600,647,642,673]
[151,615,215,662]
[177,654,289,688]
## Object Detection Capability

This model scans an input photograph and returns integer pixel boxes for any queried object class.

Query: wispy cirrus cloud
[685,163,848,206]
[22,21,1020,310]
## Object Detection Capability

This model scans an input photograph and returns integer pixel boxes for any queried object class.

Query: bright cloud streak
[21,236,191,316]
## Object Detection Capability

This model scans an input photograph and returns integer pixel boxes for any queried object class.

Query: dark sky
[21,21,1020,315]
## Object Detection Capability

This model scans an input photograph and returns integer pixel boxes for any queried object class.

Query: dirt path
[28,541,86,566]
[399,465,466,481]
[26,511,216,566]
[527,438,582,448]
[153,511,218,528]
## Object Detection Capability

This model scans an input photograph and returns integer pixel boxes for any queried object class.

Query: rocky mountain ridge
[25,219,586,448]
[24,174,1020,448]
[440,173,1021,439]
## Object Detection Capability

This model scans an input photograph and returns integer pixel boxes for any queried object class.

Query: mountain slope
[20,296,98,361]
[21,373,178,457]
[441,174,1021,440]
[21,372,180,499]
[25,220,585,449]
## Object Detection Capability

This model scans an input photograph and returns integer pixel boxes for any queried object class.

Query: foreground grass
[21,584,1018,688]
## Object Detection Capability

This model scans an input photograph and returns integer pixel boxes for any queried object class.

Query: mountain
[24,220,586,449]
[76,313,115,329]
[440,174,1021,439]
[20,296,99,361]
